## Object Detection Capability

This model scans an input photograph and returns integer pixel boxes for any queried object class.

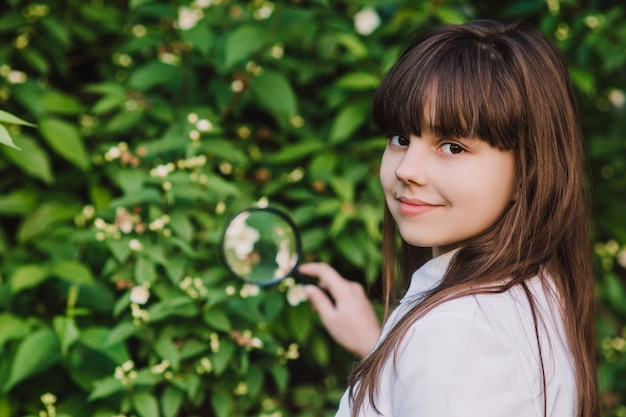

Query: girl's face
[380,131,516,255]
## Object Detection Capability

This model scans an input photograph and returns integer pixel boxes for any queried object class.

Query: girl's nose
[395,142,428,185]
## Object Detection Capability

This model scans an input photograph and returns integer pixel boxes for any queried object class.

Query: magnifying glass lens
[222,209,299,286]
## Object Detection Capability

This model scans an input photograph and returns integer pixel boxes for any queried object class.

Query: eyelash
[440,143,465,155]
[388,135,466,155]
[388,134,409,147]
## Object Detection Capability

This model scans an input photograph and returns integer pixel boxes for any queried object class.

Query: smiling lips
[397,196,440,215]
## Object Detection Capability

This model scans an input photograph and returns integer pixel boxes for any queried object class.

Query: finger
[305,285,336,318]
[298,263,346,292]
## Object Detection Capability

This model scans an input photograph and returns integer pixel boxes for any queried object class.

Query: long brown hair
[350,20,599,417]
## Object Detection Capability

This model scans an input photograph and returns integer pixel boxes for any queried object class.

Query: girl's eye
[389,135,410,147]
[441,143,465,155]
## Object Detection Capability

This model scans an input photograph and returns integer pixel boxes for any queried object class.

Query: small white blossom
[231,79,245,92]
[177,7,201,30]
[196,119,213,131]
[240,283,260,298]
[130,285,150,305]
[194,0,212,8]
[189,130,201,140]
[275,239,296,278]
[7,70,27,84]
[608,89,625,109]
[224,212,261,259]
[286,285,308,306]
[129,239,143,251]
[618,249,626,269]
[354,7,381,36]
[151,164,171,178]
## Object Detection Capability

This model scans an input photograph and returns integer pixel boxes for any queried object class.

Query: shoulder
[386,286,550,416]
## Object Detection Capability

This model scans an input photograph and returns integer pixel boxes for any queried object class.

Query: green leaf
[269,364,289,393]
[328,101,369,144]
[0,189,38,215]
[224,25,266,69]
[161,386,184,417]
[39,118,91,171]
[435,6,469,24]
[204,176,242,198]
[334,33,368,59]
[39,91,85,115]
[88,376,125,400]
[155,334,180,371]
[211,339,235,376]
[135,257,156,284]
[287,304,313,342]
[569,67,595,95]
[51,260,95,285]
[210,391,231,417]
[169,211,194,242]
[10,264,49,293]
[0,313,28,350]
[246,366,264,397]
[105,321,139,347]
[264,140,325,164]
[129,0,154,8]
[203,309,232,332]
[107,237,133,263]
[52,316,80,356]
[0,124,20,150]
[40,16,70,48]
[106,109,144,133]
[0,134,53,182]
[127,62,180,91]
[0,110,35,127]
[108,188,162,207]
[311,334,330,366]
[335,72,380,90]
[202,139,248,165]
[17,201,79,242]
[250,70,297,123]
[3,328,61,391]
[132,391,160,417]
[148,297,199,322]
[329,177,355,202]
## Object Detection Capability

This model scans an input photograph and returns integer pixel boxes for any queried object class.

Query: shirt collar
[402,249,458,302]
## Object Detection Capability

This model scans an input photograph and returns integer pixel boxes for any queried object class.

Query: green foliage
[0,0,624,416]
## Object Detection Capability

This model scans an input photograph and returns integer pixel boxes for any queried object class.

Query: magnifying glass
[221,206,333,302]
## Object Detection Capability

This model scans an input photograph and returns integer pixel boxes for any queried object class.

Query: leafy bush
[0,1,624,416]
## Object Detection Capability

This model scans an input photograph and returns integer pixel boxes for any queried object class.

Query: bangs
[372,28,525,150]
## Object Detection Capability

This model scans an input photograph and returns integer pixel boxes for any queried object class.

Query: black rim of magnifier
[220,206,303,287]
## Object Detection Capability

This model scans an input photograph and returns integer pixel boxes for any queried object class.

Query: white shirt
[335,251,576,417]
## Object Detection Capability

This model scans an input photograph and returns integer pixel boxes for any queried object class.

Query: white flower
[608,89,625,109]
[354,7,381,36]
[617,249,626,269]
[151,164,170,178]
[130,285,150,305]
[275,239,296,278]
[7,70,27,84]
[177,7,201,30]
[194,0,212,8]
[224,213,261,259]
[129,239,143,251]
[196,119,213,132]
[240,283,260,297]
[286,285,308,306]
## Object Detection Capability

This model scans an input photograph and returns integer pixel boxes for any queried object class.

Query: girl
[301,20,599,417]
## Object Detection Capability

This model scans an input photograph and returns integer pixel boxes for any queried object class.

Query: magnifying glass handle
[293,271,336,305]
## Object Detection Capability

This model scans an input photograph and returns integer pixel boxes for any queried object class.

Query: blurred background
[0,0,624,416]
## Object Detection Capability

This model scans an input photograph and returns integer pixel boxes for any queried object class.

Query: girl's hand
[299,262,381,359]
